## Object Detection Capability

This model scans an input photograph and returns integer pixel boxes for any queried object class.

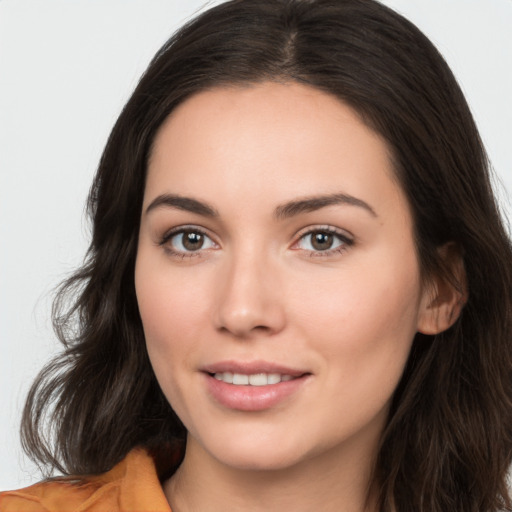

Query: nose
[213,251,286,339]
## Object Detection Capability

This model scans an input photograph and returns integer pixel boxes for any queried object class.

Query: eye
[295,228,353,255]
[161,227,217,255]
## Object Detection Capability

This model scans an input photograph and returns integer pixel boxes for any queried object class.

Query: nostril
[253,325,270,332]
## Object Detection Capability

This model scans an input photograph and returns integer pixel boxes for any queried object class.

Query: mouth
[201,361,311,411]
[209,372,301,386]
[201,360,309,384]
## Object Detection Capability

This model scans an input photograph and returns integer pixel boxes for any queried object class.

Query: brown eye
[182,230,204,251]
[311,232,334,251]
[166,229,216,253]
[296,229,350,254]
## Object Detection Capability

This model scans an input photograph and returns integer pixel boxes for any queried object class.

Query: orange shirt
[0,448,172,511]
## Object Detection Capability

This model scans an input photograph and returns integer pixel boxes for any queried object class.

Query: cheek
[136,276,205,431]
[134,252,208,394]
[291,258,421,434]
[135,242,209,340]
[137,278,203,348]
[291,251,422,379]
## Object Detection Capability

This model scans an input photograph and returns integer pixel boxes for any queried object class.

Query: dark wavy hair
[21,0,512,510]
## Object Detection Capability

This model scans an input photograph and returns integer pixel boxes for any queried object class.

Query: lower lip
[205,374,310,411]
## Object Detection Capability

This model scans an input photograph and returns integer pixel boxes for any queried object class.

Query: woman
[2,0,511,511]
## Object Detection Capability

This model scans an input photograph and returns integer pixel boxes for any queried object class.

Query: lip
[201,360,311,412]
[201,360,307,377]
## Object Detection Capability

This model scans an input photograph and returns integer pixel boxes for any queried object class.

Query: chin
[193,429,313,472]
[215,448,306,472]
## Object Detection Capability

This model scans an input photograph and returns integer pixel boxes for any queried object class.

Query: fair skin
[135,82,460,512]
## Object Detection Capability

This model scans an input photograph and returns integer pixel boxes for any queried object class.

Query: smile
[204,364,311,411]
[213,372,297,386]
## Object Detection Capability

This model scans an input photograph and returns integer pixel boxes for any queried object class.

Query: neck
[164,436,380,512]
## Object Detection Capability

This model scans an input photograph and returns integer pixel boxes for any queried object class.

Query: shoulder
[0,447,172,512]
[0,478,102,512]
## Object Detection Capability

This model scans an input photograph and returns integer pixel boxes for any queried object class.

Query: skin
[135,82,456,512]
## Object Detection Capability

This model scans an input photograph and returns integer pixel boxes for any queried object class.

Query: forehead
[145,82,408,224]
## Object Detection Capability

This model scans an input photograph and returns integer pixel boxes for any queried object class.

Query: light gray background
[1,0,511,491]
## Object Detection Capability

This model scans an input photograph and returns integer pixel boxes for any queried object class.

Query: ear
[417,243,467,335]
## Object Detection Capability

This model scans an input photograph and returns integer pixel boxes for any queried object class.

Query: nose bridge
[213,241,285,337]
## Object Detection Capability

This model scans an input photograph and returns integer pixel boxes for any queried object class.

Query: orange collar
[1,447,172,512]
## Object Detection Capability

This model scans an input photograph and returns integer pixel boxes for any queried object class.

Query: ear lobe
[417,243,467,335]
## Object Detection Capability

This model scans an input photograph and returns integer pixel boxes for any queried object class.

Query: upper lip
[201,360,309,377]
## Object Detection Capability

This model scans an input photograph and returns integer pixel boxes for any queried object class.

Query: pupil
[312,232,333,251]
[183,231,203,251]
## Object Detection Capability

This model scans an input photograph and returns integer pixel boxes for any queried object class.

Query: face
[135,82,431,472]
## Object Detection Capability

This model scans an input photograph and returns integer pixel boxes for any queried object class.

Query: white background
[1,0,511,491]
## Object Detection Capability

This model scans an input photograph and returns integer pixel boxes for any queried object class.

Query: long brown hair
[21,1,512,510]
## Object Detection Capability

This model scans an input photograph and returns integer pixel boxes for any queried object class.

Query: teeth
[232,374,249,385]
[213,372,295,385]
[248,373,267,386]
[267,373,281,384]
[214,371,233,383]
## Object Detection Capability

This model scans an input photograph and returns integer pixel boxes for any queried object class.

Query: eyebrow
[145,194,219,217]
[274,193,377,219]
[145,192,377,219]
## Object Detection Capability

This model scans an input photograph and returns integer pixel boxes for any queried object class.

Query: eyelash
[159,225,216,259]
[293,226,354,257]
[158,225,354,259]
